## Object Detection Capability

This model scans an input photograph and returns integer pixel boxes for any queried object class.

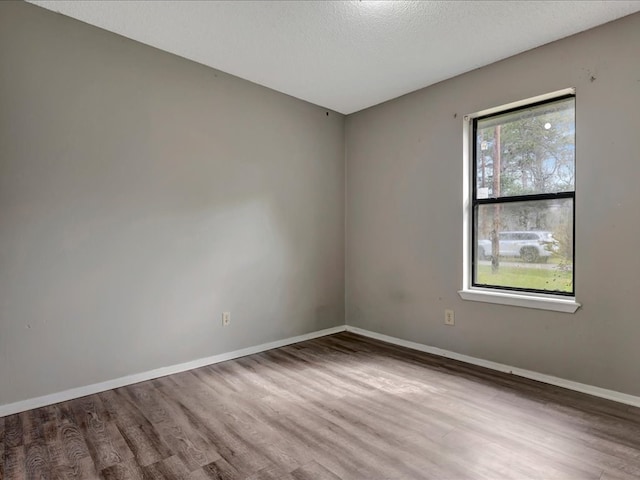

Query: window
[459,89,580,313]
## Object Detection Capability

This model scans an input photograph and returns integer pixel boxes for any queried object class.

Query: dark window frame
[471,94,576,297]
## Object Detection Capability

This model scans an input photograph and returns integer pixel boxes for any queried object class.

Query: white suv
[477,231,558,263]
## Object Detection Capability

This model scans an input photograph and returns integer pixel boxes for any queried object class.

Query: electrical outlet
[445,309,455,326]
[222,312,231,326]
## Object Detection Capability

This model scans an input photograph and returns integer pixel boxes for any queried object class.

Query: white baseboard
[0,325,347,417]
[4,324,638,417]
[345,326,640,409]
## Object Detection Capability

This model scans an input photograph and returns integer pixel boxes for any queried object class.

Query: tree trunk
[491,125,501,274]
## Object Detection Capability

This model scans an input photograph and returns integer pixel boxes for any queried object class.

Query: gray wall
[0,2,345,406]
[346,13,640,396]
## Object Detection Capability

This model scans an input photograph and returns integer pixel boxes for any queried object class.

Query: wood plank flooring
[2,332,640,479]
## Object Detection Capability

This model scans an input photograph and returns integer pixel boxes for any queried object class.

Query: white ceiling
[28,1,640,114]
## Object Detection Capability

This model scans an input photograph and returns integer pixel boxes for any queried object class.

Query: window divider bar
[474,191,574,205]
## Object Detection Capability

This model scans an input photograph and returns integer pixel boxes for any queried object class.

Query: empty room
[2,1,640,478]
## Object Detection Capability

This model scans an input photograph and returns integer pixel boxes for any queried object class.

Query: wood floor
[2,332,640,480]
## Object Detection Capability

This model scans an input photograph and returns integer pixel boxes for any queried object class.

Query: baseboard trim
[345,325,640,409]
[5,324,638,416]
[0,325,347,417]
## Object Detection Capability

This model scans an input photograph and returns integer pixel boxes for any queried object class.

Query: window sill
[458,288,580,313]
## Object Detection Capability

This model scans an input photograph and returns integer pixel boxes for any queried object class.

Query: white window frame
[458,88,580,313]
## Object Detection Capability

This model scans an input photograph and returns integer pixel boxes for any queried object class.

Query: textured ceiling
[28,1,640,114]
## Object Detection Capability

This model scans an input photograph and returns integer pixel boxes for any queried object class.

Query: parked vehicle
[477,231,559,263]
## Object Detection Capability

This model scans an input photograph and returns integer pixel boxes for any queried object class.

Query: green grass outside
[476,264,573,293]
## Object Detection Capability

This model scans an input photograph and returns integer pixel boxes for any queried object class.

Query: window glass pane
[473,198,573,293]
[475,97,575,198]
